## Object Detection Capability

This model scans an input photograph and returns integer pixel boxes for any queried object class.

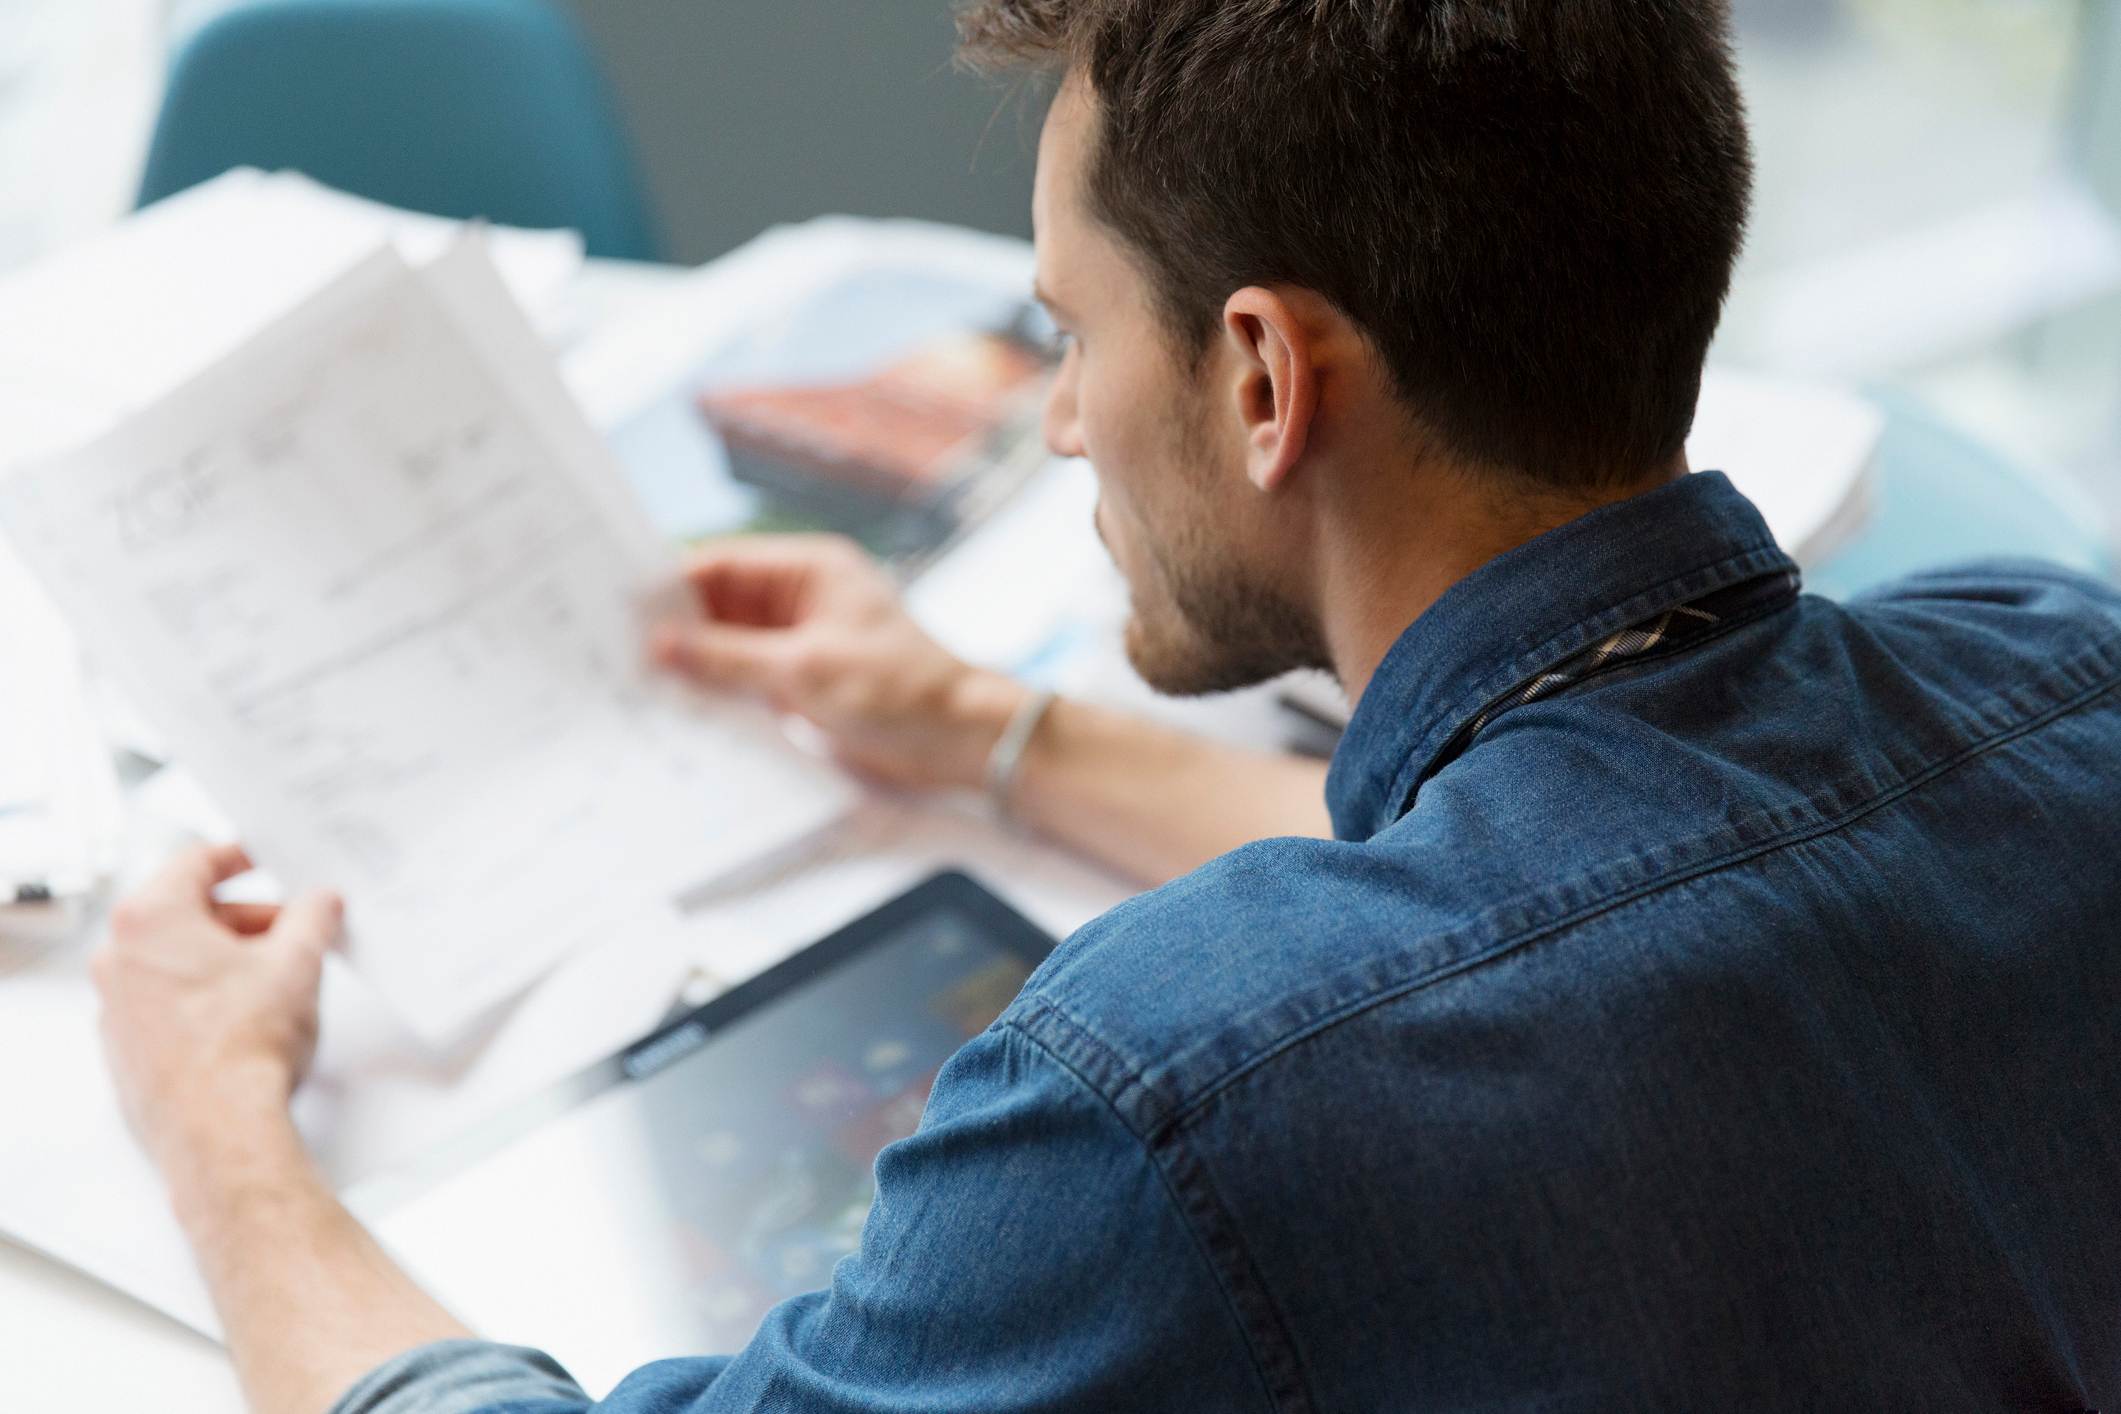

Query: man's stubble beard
[1116,404,1333,698]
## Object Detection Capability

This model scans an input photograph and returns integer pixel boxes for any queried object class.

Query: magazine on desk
[697,313,1058,568]
[569,218,1067,584]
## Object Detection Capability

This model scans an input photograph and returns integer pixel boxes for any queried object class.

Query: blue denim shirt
[336,472,2121,1412]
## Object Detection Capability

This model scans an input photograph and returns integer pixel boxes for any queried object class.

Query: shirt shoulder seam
[1001,1014,1310,1414]
[1375,543,1793,820]
[1175,636,2121,1125]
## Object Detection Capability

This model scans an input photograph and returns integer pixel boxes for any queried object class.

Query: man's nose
[1042,360,1086,460]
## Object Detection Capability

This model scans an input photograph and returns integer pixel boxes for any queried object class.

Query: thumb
[268,889,344,958]
[652,621,794,697]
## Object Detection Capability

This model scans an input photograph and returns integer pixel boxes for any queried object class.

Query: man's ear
[1221,286,1318,494]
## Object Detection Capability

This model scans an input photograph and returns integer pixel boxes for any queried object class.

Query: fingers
[116,845,344,953]
[651,620,795,698]
[213,901,281,935]
[155,841,254,896]
[124,842,255,923]
[679,535,871,628]
[690,557,803,629]
[267,888,344,958]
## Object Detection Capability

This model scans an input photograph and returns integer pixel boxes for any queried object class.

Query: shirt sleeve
[331,1021,1271,1414]
[328,1340,594,1414]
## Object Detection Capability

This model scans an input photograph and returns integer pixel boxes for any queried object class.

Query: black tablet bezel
[348,869,1057,1215]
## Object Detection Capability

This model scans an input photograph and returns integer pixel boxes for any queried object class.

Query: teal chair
[136,0,660,260]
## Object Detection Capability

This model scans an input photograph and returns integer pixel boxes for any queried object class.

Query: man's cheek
[1091,483,1137,562]
[1094,498,1149,580]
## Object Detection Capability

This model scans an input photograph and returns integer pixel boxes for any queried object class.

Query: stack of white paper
[0,168,585,473]
[0,236,853,1042]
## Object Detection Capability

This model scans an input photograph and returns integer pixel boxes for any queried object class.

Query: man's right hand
[650,534,1030,792]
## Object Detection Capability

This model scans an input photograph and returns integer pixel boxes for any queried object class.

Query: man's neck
[1321,458,1690,703]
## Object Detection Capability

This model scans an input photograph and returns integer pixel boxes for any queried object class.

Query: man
[93,1,2121,1409]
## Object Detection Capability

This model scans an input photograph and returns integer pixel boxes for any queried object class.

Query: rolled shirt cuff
[328,1339,591,1414]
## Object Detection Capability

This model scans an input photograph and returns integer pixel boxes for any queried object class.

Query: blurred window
[1722,0,2121,529]
[0,0,162,273]
[1733,0,2088,268]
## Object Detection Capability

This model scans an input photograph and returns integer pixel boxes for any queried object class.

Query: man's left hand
[92,843,342,1170]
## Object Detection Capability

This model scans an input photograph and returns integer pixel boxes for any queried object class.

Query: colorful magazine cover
[695,309,1055,566]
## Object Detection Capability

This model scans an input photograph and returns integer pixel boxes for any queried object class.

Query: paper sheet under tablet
[0,240,853,1042]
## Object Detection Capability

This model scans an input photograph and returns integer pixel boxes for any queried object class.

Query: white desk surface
[0,1235,240,1410]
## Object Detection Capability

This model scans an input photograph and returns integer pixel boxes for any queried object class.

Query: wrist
[149,1065,304,1224]
[984,688,1059,822]
[943,669,1035,791]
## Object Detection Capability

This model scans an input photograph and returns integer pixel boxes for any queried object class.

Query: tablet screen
[355,873,1053,1389]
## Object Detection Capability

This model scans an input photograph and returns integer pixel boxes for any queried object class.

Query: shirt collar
[1325,471,1799,840]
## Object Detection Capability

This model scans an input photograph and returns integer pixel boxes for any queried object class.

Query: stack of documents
[0,183,853,1043]
[0,169,586,475]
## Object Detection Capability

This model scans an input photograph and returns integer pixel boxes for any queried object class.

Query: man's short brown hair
[959,1,1754,490]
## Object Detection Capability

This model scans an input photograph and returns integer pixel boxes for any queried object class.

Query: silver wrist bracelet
[985,689,1057,821]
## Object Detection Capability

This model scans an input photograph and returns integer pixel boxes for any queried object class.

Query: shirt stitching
[998,1016,1294,1412]
[1174,644,2121,1128]
[1411,573,1801,803]
[1460,573,1792,742]
[1371,543,1794,829]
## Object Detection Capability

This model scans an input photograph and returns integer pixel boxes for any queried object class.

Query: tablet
[350,871,1057,1387]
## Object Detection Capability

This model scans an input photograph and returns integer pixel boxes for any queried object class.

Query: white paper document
[1688,367,1883,566]
[0,239,853,1042]
[0,168,584,475]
